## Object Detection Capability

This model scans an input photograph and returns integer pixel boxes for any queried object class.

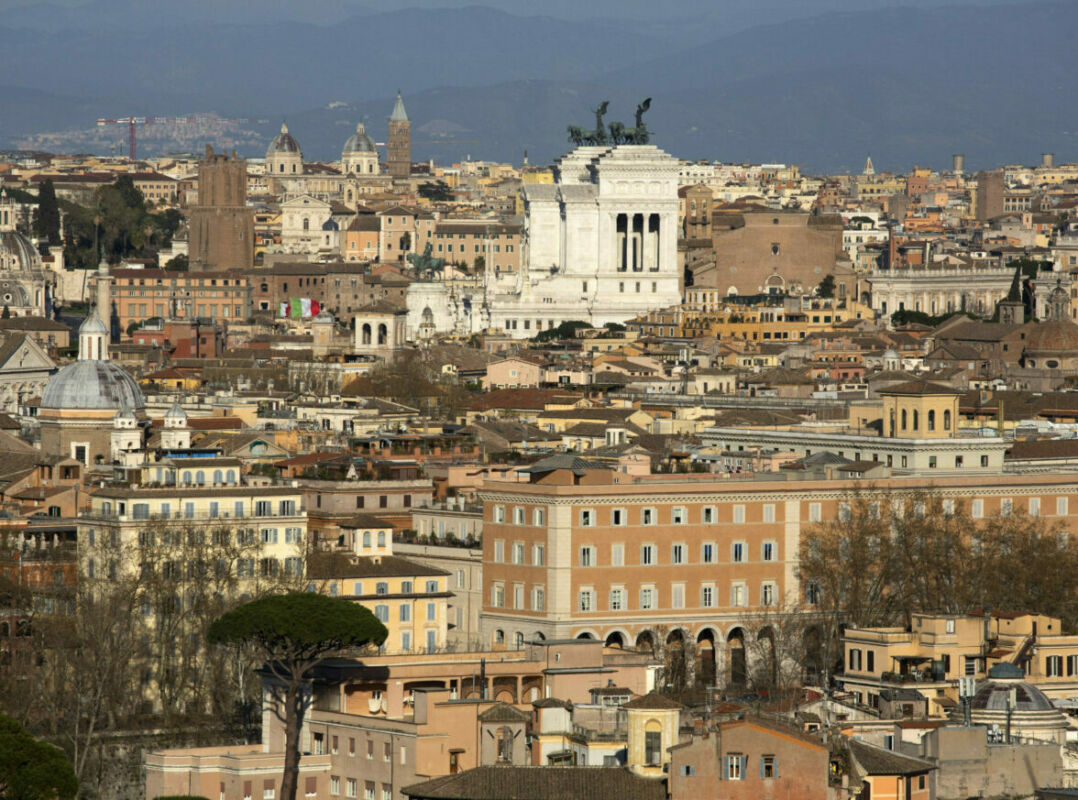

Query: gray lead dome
[41,360,145,411]
[343,123,377,154]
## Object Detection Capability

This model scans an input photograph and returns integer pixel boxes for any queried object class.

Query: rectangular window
[579,546,596,567]
[645,731,662,766]
[331,777,340,796]
[761,756,776,779]
[346,780,357,799]
[611,543,624,567]
[640,587,655,609]
[732,505,745,524]
[724,755,746,780]
[1058,497,1069,516]
[849,648,862,671]
[493,505,505,523]
[579,509,595,527]
[611,508,626,526]
[427,601,437,621]
[491,583,504,608]
[671,543,685,564]
[641,508,656,525]
[578,589,594,612]
[672,507,686,524]
[972,499,984,518]
[763,504,776,523]
[493,540,504,562]
[762,541,776,561]
[761,583,776,606]
[809,503,822,522]
[1029,497,1041,517]
[1047,655,1063,677]
[1001,498,1013,517]
[532,586,545,611]
[532,544,545,566]
[513,507,525,525]
[701,542,715,563]
[512,542,525,564]
[731,584,747,607]
[671,584,685,609]
[641,544,655,566]
[533,508,545,526]
[838,502,851,522]
[609,587,624,611]
[702,506,716,524]
[701,585,714,607]
[731,542,745,563]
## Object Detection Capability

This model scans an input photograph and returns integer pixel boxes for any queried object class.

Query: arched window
[377,531,386,547]
[943,410,951,430]
[377,323,388,345]
[363,531,371,548]
[927,410,935,431]
[302,218,309,231]
[913,410,919,430]
[182,471,192,484]
[213,470,223,484]
[362,323,372,345]
[279,163,284,173]
[493,629,505,645]
[901,409,907,430]
[195,470,205,485]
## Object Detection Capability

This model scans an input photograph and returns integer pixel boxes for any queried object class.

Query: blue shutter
[740,756,748,780]
[774,758,779,779]
[759,758,765,780]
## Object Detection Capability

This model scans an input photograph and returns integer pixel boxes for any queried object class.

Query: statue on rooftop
[610,98,652,145]
[407,242,445,278]
[568,100,610,147]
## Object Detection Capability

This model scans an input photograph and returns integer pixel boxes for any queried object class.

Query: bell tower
[387,91,411,179]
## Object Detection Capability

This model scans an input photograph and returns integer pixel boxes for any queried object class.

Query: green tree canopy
[534,320,592,343]
[209,594,387,800]
[0,713,78,800]
[816,274,835,298]
[417,181,452,202]
[33,179,61,247]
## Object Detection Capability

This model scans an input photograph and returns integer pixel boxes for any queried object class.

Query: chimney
[952,154,965,175]
[1042,153,1055,168]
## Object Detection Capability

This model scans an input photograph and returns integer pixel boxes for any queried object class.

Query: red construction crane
[96,115,250,161]
[97,116,144,160]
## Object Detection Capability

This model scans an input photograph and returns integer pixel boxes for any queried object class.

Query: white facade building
[488,144,682,337]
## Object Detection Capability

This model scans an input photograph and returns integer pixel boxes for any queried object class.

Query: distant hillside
[1,1,1075,172]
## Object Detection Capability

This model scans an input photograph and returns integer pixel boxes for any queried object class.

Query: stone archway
[604,631,626,649]
[727,627,747,689]
[695,628,720,688]
[635,629,657,658]
[664,628,694,691]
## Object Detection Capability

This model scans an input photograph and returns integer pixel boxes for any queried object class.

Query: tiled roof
[402,766,667,800]
[847,738,934,776]
[622,692,682,710]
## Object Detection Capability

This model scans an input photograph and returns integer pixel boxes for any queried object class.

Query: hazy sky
[0,0,1042,16]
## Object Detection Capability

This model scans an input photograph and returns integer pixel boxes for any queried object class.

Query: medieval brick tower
[188,145,254,271]
[387,91,411,179]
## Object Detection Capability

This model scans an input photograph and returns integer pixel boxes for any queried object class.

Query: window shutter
[774,758,779,779]
[306,778,317,794]
[759,758,765,780]
[740,756,748,779]
[719,757,725,780]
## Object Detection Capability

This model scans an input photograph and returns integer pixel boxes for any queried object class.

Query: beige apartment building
[479,460,1078,687]
[842,611,1078,711]
[144,640,653,800]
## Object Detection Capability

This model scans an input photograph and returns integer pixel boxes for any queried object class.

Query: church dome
[1024,318,1078,355]
[165,401,187,421]
[79,312,108,336]
[0,231,41,272]
[971,671,1055,712]
[343,123,376,154]
[41,360,145,411]
[267,123,301,156]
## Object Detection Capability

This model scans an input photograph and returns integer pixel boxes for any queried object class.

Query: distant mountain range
[1,0,1075,172]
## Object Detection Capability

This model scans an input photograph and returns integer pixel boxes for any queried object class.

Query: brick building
[110,268,249,333]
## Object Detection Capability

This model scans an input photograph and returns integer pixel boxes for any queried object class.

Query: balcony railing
[82,508,306,523]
